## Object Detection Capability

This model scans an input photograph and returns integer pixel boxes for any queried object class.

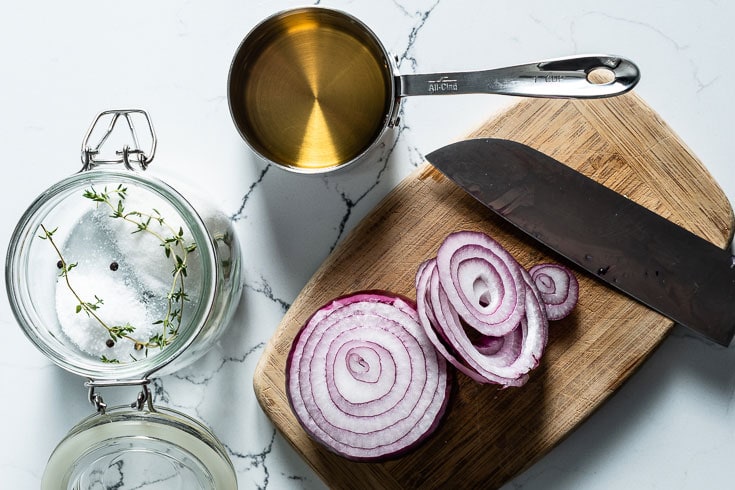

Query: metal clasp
[85,378,155,414]
[81,109,157,171]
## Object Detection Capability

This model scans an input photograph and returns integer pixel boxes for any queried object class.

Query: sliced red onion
[435,231,526,336]
[433,266,545,386]
[286,291,451,462]
[416,259,491,384]
[529,263,579,320]
[415,231,562,387]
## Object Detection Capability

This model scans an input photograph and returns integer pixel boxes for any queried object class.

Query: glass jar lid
[42,405,236,489]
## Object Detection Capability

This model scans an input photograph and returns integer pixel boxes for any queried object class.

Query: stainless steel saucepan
[228,7,640,173]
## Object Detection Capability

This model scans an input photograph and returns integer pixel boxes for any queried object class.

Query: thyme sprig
[40,185,197,363]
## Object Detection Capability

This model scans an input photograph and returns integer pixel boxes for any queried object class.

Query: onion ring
[435,231,526,336]
[529,263,579,320]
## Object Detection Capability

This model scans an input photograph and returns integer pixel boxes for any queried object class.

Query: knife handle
[398,54,640,99]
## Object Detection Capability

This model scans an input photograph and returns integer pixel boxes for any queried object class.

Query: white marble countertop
[2,0,734,488]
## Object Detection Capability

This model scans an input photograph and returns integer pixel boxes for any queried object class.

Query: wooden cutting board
[253,92,734,489]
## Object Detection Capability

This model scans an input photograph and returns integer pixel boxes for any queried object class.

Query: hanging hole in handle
[587,67,616,85]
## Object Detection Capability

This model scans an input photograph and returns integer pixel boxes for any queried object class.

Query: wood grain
[253,92,734,489]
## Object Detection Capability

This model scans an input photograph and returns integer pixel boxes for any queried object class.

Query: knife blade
[425,138,735,346]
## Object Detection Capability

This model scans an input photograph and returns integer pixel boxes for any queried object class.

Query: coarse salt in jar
[5,109,242,489]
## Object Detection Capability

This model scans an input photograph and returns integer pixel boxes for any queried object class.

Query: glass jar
[6,109,242,381]
[42,405,237,489]
[5,109,241,488]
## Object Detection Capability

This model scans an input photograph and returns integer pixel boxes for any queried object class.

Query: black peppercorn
[109,261,119,271]
[105,339,115,348]
[57,260,63,269]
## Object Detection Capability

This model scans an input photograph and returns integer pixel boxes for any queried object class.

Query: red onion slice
[416,231,557,387]
[436,231,526,336]
[286,292,451,461]
[416,259,491,384]
[433,267,546,386]
[529,263,579,320]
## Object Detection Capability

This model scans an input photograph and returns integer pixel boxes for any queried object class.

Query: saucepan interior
[228,7,397,173]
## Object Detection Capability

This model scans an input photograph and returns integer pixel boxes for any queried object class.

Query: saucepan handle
[398,54,640,99]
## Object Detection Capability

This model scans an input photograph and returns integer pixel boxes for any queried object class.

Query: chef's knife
[425,138,735,346]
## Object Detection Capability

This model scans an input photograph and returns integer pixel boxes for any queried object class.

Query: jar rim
[5,168,219,380]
